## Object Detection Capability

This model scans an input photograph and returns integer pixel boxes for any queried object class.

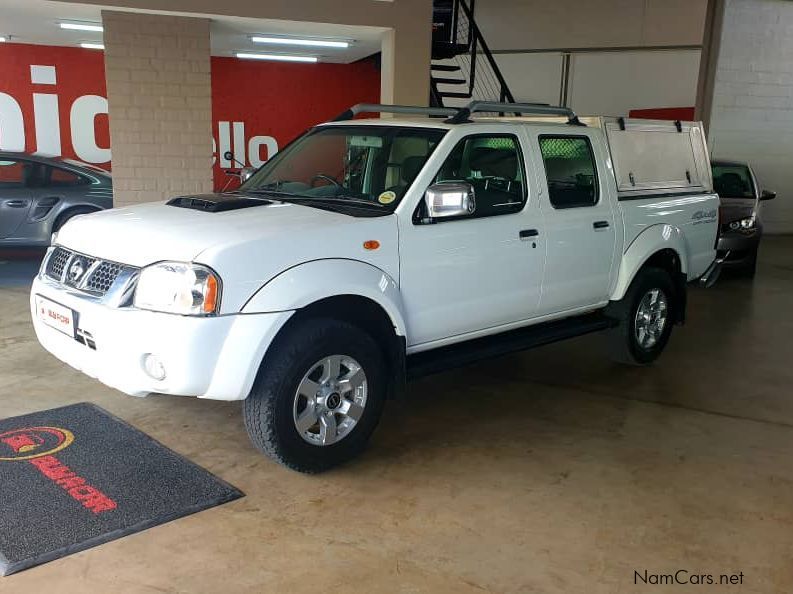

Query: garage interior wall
[474,0,708,115]
[52,0,433,107]
[102,11,213,206]
[707,0,793,234]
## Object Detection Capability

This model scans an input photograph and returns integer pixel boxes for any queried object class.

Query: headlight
[133,262,220,315]
[729,215,756,232]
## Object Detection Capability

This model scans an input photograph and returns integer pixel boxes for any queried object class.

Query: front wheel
[243,318,387,473]
[607,267,676,365]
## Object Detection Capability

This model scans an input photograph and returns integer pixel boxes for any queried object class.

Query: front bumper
[716,232,760,268]
[30,276,292,400]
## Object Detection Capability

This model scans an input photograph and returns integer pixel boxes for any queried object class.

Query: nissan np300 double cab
[32,102,719,473]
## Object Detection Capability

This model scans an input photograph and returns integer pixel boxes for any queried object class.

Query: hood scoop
[167,193,273,213]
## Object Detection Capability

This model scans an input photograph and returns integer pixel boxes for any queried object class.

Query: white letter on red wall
[31,65,62,156]
[248,136,278,167]
[0,93,25,151]
[70,95,111,163]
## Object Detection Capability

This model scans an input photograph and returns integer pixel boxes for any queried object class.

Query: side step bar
[406,312,616,380]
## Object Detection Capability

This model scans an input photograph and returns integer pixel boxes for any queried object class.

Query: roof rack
[332,103,459,122]
[330,101,584,127]
[446,101,583,126]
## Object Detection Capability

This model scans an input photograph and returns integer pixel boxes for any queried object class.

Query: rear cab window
[538,135,599,208]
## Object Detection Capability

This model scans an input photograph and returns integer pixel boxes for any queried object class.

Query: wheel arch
[612,226,688,323]
[612,224,688,302]
[243,260,409,399]
[241,258,408,336]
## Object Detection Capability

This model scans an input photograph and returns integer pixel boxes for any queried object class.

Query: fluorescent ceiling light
[59,22,104,32]
[80,43,104,50]
[236,52,318,63]
[251,36,349,49]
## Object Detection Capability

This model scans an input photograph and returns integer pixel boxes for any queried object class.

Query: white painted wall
[708,0,793,233]
[466,1,705,125]
[568,50,702,116]
[475,0,708,51]
[493,53,564,105]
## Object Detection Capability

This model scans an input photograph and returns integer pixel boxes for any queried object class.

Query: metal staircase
[430,0,516,108]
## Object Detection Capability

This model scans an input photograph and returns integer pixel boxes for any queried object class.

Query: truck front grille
[85,261,123,294]
[43,248,137,298]
[46,247,71,279]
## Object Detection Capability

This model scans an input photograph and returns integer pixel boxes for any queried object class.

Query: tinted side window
[0,160,28,189]
[37,166,89,188]
[433,134,526,218]
[539,136,598,209]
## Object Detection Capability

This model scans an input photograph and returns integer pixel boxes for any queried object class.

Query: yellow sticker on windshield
[378,191,396,205]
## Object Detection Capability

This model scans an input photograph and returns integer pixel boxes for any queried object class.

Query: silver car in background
[0,152,112,247]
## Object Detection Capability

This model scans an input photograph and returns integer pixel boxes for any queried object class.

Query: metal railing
[441,0,515,104]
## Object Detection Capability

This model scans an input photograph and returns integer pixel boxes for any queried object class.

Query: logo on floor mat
[0,426,117,514]
[0,427,74,461]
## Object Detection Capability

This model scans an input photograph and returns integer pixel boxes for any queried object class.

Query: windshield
[240,125,446,209]
[712,163,755,199]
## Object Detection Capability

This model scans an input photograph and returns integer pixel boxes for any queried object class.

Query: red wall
[0,43,110,164]
[0,43,380,190]
[628,107,695,121]
[210,56,379,189]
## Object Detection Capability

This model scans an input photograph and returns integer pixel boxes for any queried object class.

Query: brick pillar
[703,0,793,233]
[102,11,212,207]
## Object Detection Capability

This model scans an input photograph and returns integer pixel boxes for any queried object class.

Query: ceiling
[0,0,386,63]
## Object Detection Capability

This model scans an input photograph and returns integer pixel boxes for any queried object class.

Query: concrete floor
[1,238,793,593]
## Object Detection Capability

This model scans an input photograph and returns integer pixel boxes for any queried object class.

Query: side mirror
[760,189,776,201]
[223,151,234,161]
[424,182,476,219]
[240,167,256,183]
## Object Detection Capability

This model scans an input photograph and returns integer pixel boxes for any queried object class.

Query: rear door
[0,158,34,239]
[531,132,618,314]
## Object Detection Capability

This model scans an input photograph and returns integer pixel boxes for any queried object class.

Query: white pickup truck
[31,102,719,473]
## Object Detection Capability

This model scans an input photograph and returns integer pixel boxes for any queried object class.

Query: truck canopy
[600,118,712,199]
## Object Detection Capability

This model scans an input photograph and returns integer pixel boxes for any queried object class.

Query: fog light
[142,354,166,381]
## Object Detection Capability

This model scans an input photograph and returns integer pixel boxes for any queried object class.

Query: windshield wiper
[297,195,386,208]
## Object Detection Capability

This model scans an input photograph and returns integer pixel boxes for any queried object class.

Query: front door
[0,159,34,239]
[532,133,617,314]
[399,131,545,348]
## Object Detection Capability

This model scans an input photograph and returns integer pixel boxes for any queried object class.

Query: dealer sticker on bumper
[35,295,76,338]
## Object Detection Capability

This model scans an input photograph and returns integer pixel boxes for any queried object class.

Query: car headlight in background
[729,215,756,232]
[133,262,220,315]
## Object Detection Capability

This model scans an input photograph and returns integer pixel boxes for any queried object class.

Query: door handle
[6,200,29,208]
[593,220,610,229]
[519,229,539,239]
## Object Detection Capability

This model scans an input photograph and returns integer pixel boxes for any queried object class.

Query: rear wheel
[607,267,676,365]
[243,318,387,473]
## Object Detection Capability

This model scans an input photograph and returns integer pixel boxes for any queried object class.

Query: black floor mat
[0,403,243,576]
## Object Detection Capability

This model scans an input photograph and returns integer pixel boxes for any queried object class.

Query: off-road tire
[606,267,676,366]
[243,317,387,473]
